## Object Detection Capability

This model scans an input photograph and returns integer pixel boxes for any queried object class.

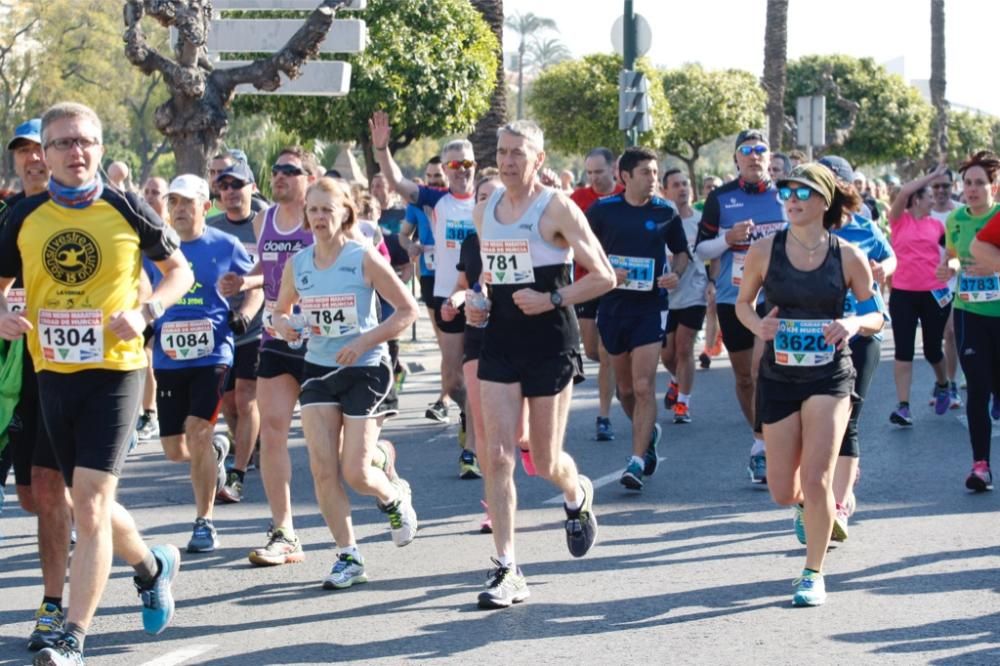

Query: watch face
[550,291,562,306]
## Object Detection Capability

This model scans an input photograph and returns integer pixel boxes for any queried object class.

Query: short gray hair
[497,120,544,153]
[41,102,103,145]
[440,139,474,160]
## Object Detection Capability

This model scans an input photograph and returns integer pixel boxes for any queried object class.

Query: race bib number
[243,241,259,264]
[774,319,834,367]
[481,240,535,285]
[609,255,655,291]
[930,286,953,308]
[444,219,476,250]
[160,319,214,360]
[958,272,1000,302]
[301,294,359,338]
[38,309,103,364]
[749,222,784,244]
[6,288,25,313]
[731,252,747,287]
[422,245,436,271]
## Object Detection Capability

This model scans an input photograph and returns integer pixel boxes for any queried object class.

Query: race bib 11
[609,255,655,291]
[774,319,834,367]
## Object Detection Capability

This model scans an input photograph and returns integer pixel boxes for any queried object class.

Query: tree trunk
[762,0,789,150]
[928,0,948,162]
[468,0,506,168]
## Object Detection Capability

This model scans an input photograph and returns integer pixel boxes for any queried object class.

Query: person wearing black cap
[694,129,788,485]
[735,163,883,606]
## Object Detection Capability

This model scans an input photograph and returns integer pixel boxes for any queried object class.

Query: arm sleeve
[694,190,721,255]
[976,211,1000,246]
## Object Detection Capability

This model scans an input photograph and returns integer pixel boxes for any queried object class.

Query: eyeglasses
[271,163,306,177]
[931,183,951,190]
[45,137,101,151]
[738,145,768,156]
[445,159,476,171]
[217,180,248,191]
[778,186,816,201]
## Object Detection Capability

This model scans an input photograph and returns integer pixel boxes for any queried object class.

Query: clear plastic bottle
[287,312,308,349]
[469,282,490,329]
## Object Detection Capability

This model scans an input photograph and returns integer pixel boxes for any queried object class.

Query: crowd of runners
[1,101,1000,665]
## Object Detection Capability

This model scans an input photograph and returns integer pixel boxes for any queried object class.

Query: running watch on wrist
[550,290,563,308]
[142,299,164,324]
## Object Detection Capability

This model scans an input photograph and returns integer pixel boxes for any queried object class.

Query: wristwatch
[142,299,164,324]
[549,290,564,308]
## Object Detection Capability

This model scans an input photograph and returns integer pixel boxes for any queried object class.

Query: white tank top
[482,185,571,267]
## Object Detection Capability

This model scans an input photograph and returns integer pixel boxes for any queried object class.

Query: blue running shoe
[890,404,913,427]
[793,504,806,545]
[792,569,826,607]
[748,454,767,484]
[186,518,219,553]
[620,458,644,491]
[595,417,615,441]
[135,544,180,635]
[933,383,950,416]
[643,423,662,476]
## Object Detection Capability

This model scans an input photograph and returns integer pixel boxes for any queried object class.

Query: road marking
[543,457,666,504]
[141,645,217,666]
[955,414,1000,438]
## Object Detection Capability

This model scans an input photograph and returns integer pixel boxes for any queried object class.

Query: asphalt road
[2,313,999,665]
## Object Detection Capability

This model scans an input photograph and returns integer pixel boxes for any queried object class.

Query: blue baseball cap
[818,155,855,183]
[215,161,255,186]
[7,118,42,150]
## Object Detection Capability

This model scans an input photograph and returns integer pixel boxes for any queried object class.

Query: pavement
[1,309,999,665]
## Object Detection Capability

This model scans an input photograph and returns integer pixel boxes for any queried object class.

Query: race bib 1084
[301,294,360,338]
[160,319,214,360]
[481,239,535,285]
[38,309,103,364]
[609,255,655,291]
[774,319,834,367]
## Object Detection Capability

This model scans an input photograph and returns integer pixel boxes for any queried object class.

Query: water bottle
[287,313,308,349]
[469,282,490,329]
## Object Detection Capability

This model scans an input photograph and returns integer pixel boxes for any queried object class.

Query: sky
[501,0,1000,117]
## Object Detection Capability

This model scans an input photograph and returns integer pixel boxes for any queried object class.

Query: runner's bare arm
[271,260,300,341]
[369,111,420,204]
[971,237,1000,272]
[550,195,614,303]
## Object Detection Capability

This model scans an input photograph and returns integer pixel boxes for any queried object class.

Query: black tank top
[759,229,854,384]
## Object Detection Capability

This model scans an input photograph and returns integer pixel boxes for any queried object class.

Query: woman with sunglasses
[736,164,882,606]
[941,151,1000,491]
[273,177,419,590]
[886,165,954,426]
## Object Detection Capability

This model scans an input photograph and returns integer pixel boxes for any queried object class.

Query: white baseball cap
[168,174,210,201]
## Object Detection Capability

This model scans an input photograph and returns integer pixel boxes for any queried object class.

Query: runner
[660,168,709,424]
[570,148,623,441]
[220,146,318,566]
[0,102,192,663]
[820,156,896,541]
[146,175,254,552]
[208,162,266,503]
[736,163,882,606]
[694,130,788,483]
[137,176,169,441]
[943,151,1000,491]
[467,120,615,609]
[928,167,963,410]
[0,118,75,653]
[370,112,480,477]
[886,166,953,426]
[272,177,419,590]
[587,147,689,490]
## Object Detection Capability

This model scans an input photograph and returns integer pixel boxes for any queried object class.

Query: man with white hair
[466,120,615,609]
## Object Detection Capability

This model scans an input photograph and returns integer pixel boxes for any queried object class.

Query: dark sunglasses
[271,163,306,177]
[778,186,815,201]
[738,145,768,156]
[217,180,248,191]
[445,159,476,170]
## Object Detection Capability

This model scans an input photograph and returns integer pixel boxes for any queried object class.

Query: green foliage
[661,64,766,161]
[235,0,498,165]
[785,54,933,164]
[527,54,672,155]
[947,109,999,164]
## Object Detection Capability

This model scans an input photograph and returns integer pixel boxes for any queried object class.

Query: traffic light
[619,70,652,132]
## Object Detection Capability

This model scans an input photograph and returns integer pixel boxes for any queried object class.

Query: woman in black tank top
[735,164,884,608]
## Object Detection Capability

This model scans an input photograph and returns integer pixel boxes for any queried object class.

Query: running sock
[564,482,585,512]
[42,596,63,611]
[899,401,910,409]
[133,550,160,586]
[750,438,766,456]
[232,469,246,483]
[144,409,156,417]
[677,393,690,406]
[629,454,645,469]
[64,622,86,651]
[498,553,515,569]
[804,567,821,575]
[340,545,362,562]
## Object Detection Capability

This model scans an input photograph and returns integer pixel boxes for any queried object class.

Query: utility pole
[623,0,637,147]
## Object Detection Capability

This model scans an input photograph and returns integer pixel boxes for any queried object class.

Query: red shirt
[977,209,1000,246]
[570,184,624,280]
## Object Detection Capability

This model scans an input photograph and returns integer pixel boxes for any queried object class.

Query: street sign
[619,70,652,132]
[796,95,826,148]
[216,60,351,96]
[207,19,366,54]
[611,13,652,58]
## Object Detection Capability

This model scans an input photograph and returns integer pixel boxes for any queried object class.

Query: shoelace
[332,555,357,574]
[486,559,511,588]
[387,509,403,529]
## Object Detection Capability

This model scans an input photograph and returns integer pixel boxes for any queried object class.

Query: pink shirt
[890,210,947,291]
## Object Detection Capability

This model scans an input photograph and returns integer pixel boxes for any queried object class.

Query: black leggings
[888,288,950,363]
[954,310,1000,464]
[839,335,881,458]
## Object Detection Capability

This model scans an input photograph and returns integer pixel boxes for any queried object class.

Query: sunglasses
[217,180,248,191]
[46,137,101,151]
[271,163,306,177]
[778,186,816,201]
[738,145,768,156]
[445,159,476,171]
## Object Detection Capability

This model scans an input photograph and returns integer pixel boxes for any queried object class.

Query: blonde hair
[41,102,103,145]
[303,177,358,232]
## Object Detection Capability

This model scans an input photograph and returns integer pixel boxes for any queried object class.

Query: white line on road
[543,457,666,504]
[955,414,1000,437]
[140,645,217,666]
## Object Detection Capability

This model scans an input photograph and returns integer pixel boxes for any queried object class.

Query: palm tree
[929,0,948,161]
[468,0,506,168]
[528,37,571,72]
[762,0,789,149]
[505,12,557,119]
